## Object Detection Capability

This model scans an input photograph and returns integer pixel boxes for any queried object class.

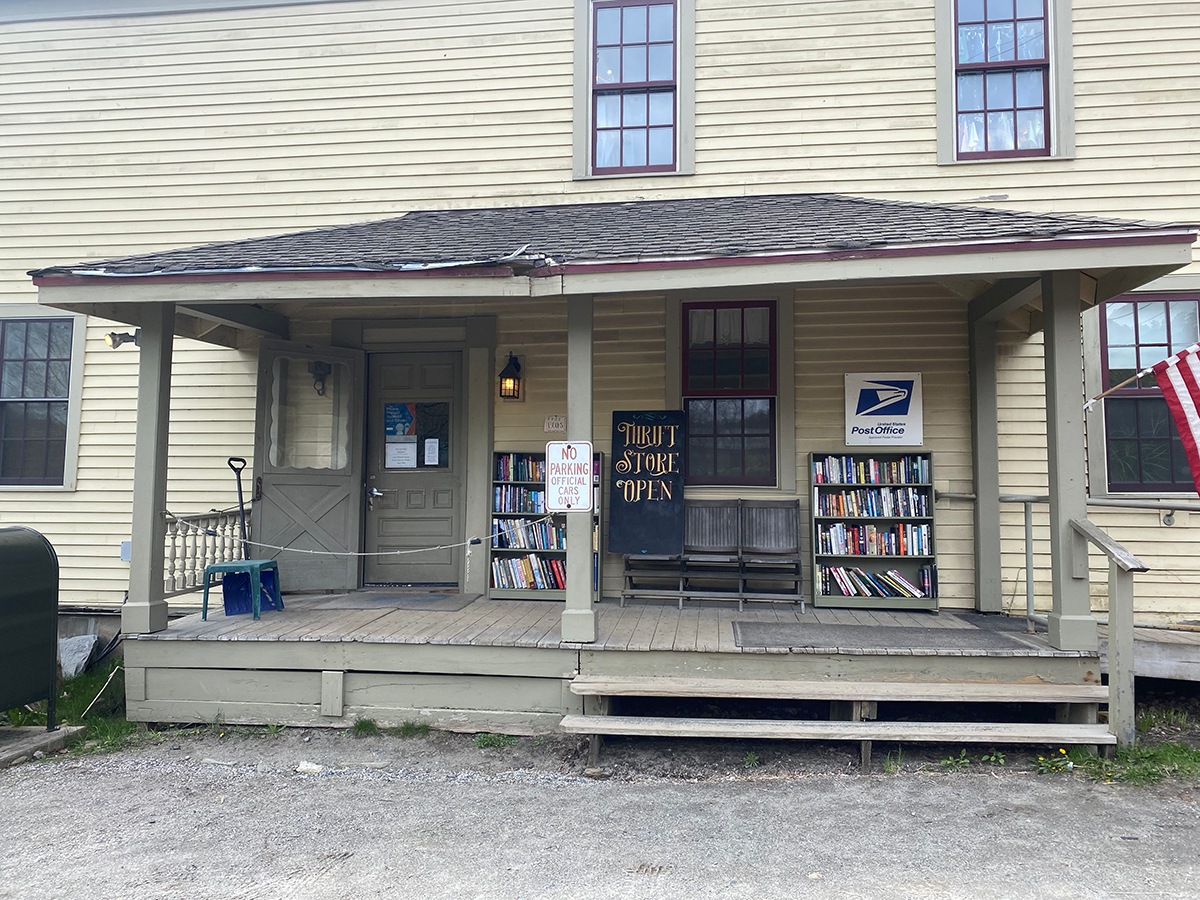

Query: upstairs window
[955,0,1050,159]
[1,318,74,486]
[1101,298,1200,493]
[683,301,776,486]
[592,0,677,175]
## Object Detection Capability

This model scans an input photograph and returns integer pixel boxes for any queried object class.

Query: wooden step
[569,675,1108,704]
[559,714,1117,745]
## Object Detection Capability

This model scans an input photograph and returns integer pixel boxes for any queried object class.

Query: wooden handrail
[1069,518,1149,573]
[1069,516,1146,749]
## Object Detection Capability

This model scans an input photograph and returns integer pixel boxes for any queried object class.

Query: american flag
[1152,343,1200,493]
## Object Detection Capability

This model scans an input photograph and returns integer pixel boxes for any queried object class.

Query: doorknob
[367,486,383,510]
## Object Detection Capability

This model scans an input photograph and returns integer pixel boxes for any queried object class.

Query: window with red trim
[682,301,776,486]
[954,0,1050,159]
[592,0,676,175]
[1100,297,1199,492]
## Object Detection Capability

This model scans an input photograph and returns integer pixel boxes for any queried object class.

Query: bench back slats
[740,500,800,555]
[683,500,740,554]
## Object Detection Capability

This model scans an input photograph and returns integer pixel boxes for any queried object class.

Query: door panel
[252,340,365,591]
[364,351,464,585]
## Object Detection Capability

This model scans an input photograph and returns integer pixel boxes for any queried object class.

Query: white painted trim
[572,0,696,180]
[936,0,1075,164]
[0,308,87,492]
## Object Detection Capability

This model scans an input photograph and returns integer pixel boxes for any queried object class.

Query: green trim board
[810,451,938,610]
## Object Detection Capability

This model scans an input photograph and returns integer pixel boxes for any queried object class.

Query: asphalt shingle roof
[29,193,1184,278]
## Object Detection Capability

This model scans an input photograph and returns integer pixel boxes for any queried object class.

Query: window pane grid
[683,301,776,486]
[1100,297,1200,492]
[593,0,676,174]
[955,0,1048,159]
[0,318,73,485]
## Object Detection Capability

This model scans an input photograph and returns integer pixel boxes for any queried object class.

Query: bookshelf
[810,452,938,611]
[490,451,602,601]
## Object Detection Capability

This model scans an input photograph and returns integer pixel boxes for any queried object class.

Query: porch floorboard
[134,595,1095,659]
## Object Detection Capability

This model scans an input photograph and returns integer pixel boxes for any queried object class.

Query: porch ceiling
[28,192,1197,337]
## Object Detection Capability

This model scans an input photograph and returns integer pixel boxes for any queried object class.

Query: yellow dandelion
[1059,748,1067,754]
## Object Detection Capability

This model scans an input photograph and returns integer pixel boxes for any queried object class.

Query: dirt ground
[2,678,1198,899]
[2,721,1199,900]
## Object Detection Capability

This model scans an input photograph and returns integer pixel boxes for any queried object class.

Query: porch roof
[28,192,1194,279]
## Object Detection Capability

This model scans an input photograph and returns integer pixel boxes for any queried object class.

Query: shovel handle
[228,457,247,473]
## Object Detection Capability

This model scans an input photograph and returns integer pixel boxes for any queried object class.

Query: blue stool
[201,560,283,620]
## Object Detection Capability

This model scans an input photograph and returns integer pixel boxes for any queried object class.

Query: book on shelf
[494,454,546,482]
[819,564,937,599]
[815,522,932,556]
[491,553,567,591]
[813,485,929,518]
[492,484,546,514]
[491,517,566,551]
[811,454,931,485]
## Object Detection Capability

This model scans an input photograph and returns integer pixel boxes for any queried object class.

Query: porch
[123,594,1106,742]
[30,192,1198,745]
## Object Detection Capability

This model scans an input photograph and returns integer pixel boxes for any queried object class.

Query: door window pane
[268,356,351,471]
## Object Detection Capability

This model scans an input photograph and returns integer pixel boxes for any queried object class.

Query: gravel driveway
[1,729,1198,899]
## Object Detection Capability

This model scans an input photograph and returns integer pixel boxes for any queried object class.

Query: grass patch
[1030,741,1200,785]
[742,751,760,769]
[474,733,518,750]
[882,747,904,775]
[386,721,431,739]
[4,660,139,756]
[350,718,381,737]
[940,749,971,773]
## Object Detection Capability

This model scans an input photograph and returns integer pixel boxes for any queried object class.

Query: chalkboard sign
[608,410,685,556]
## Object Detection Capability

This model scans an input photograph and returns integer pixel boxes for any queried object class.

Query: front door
[252,339,365,591]
[363,352,465,586]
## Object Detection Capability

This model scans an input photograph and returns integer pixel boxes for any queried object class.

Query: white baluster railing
[163,508,246,596]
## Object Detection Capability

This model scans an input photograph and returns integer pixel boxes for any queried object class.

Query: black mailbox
[0,526,59,731]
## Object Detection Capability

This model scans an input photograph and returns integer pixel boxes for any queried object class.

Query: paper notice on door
[424,438,439,466]
[386,436,418,469]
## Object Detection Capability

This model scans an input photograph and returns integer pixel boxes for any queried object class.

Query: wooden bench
[620,499,803,610]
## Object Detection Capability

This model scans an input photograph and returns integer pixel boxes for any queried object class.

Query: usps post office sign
[845,373,923,446]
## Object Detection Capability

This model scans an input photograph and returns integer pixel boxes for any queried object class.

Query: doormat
[314,592,480,611]
[731,621,1041,652]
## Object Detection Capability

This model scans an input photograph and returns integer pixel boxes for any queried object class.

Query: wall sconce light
[308,360,332,396]
[103,329,140,349]
[498,352,522,400]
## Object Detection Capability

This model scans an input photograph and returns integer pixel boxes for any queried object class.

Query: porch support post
[1042,271,1097,651]
[123,302,175,635]
[563,295,596,643]
[969,316,1003,612]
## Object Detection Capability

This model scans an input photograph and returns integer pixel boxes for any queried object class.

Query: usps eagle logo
[855,380,914,417]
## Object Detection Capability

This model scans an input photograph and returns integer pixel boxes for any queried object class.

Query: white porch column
[1042,271,1097,651]
[562,295,596,643]
[123,302,175,635]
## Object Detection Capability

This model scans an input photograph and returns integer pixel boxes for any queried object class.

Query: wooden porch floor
[135,593,1093,660]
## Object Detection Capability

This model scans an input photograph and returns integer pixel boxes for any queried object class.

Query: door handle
[367,486,383,511]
